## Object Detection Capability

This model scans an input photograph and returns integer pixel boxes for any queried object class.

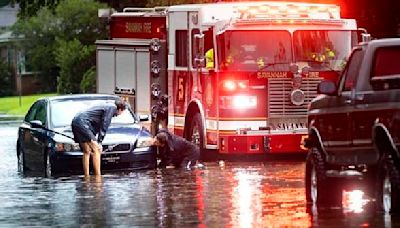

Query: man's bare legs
[80,141,102,176]
[90,140,101,176]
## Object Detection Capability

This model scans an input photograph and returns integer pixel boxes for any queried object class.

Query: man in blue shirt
[71,100,126,176]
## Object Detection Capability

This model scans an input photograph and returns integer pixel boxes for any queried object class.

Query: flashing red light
[223,80,237,91]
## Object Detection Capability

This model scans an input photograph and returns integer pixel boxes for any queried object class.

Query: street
[0,122,398,227]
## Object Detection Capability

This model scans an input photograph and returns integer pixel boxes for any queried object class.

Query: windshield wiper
[296,60,338,72]
[257,62,291,72]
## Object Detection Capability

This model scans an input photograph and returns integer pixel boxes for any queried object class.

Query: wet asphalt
[0,122,398,227]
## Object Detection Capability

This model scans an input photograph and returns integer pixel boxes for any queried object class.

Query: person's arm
[98,105,117,143]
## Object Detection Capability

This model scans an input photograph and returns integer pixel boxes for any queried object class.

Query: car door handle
[345,99,352,104]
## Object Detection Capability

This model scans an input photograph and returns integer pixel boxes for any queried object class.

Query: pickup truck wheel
[305,147,342,207]
[377,154,400,213]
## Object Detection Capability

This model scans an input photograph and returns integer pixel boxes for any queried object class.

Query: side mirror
[30,120,44,128]
[193,33,205,68]
[138,115,150,122]
[317,80,337,96]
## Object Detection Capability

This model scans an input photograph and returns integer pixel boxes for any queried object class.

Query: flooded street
[0,122,398,227]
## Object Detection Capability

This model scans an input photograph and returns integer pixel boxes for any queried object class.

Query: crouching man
[153,129,200,170]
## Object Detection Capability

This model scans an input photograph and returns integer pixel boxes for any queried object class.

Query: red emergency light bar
[235,18,345,26]
[236,2,340,20]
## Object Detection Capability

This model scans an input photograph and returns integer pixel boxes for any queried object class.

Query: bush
[55,39,95,94]
[0,60,14,97]
[80,66,96,93]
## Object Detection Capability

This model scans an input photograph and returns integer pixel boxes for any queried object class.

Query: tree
[12,0,108,93]
[0,59,14,97]
[12,7,59,92]
[15,0,59,18]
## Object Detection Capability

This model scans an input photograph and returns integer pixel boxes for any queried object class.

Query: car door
[19,101,40,170]
[326,49,364,160]
[351,46,400,163]
[29,100,49,171]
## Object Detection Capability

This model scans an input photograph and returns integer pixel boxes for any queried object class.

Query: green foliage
[16,0,59,18]
[12,0,108,94]
[56,39,95,94]
[12,7,59,91]
[0,59,14,97]
[80,66,96,93]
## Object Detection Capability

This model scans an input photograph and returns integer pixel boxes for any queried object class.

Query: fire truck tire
[188,113,206,160]
[305,147,342,207]
[376,154,400,213]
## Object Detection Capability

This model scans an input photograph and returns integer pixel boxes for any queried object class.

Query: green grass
[0,93,57,116]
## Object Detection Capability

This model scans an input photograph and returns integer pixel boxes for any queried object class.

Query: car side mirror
[317,80,337,96]
[30,120,44,128]
[138,115,149,122]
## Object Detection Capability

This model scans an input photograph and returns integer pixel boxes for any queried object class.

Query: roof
[0,3,19,28]
[43,94,121,102]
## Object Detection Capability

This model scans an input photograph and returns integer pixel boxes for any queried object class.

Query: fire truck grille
[268,77,322,117]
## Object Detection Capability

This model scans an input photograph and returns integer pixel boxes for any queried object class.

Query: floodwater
[0,122,398,227]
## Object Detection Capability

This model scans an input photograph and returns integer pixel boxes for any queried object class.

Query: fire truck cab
[96,2,363,157]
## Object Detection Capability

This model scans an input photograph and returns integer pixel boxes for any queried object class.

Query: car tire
[17,144,26,173]
[305,147,342,207]
[44,152,53,178]
[376,154,400,213]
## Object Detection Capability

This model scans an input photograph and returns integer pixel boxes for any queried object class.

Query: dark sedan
[17,94,157,177]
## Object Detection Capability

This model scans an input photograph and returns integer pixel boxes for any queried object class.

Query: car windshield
[293,30,358,71]
[217,30,292,71]
[50,99,137,128]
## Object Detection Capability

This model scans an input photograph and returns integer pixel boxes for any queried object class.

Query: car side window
[34,102,47,125]
[340,49,364,91]
[371,46,400,90]
[24,101,40,122]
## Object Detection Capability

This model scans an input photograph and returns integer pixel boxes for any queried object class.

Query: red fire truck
[96,2,365,156]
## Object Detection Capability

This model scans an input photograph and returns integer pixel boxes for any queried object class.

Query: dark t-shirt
[71,104,117,143]
[158,129,199,167]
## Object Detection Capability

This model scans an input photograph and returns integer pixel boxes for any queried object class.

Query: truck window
[340,49,364,91]
[176,30,188,67]
[372,46,400,79]
[293,30,357,71]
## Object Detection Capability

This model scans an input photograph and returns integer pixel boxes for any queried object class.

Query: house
[0,2,42,95]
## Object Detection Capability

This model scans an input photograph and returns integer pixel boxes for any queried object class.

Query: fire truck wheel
[188,113,205,160]
[376,154,400,213]
[305,147,342,207]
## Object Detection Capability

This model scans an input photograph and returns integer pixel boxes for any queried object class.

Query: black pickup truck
[305,38,400,213]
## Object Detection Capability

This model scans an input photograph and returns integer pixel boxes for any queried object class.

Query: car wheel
[17,145,25,173]
[44,152,52,178]
[377,154,400,213]
[305,147,342,207]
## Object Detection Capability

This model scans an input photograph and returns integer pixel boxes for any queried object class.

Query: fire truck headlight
[233,95,257,109]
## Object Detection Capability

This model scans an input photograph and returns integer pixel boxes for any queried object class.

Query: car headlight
[55,142,81,152]
[136,137,154,148]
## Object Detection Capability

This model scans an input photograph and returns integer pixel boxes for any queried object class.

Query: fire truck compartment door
[115,48,150,115]
[97,47,115,94]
